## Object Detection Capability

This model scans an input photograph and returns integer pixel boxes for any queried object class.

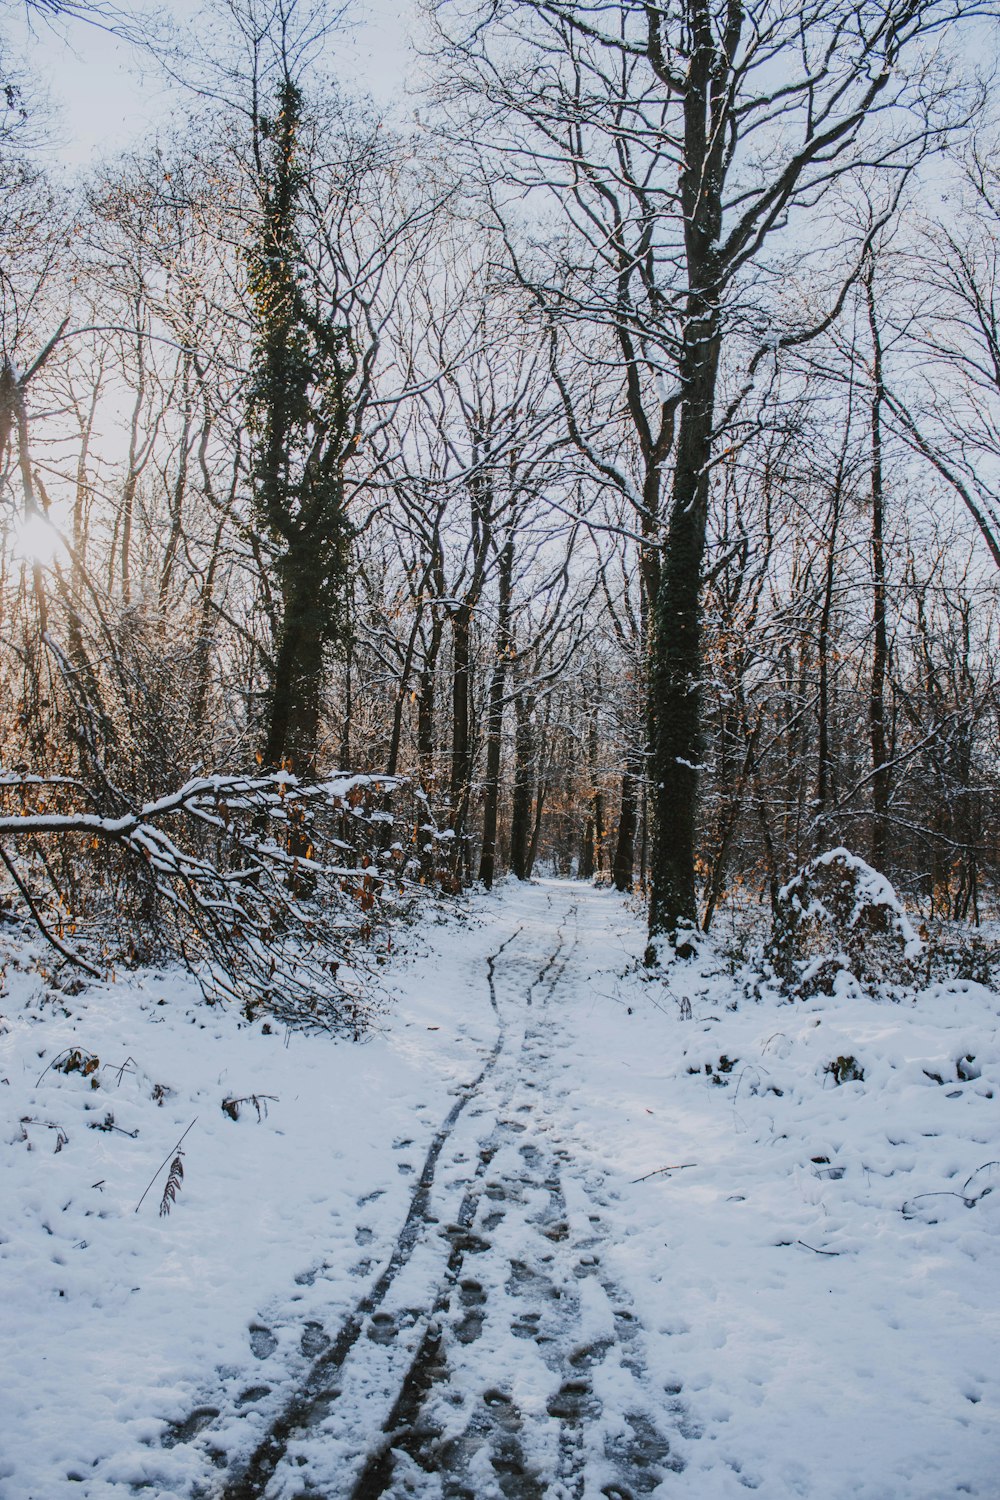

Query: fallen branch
[631,1163,697,1183]
[0,769,434,1034]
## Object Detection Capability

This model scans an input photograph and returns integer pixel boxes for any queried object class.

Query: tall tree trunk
[386,606,425,777]
[612,753,639,892]
[648,317,721,941]
[527,697,552,875]
[117,350,148,606]
[478,537,514,888]
[580,700,606,881]
[191,516,225,741]
[448,602,474,872]
[339,627,353,771]
[865,258,890,867]
[509,691,535,880]
[158,353,194,612]
[417,615,444,787]
[67,392,97,670]
[264,534,328,776]
[814,465,845,849]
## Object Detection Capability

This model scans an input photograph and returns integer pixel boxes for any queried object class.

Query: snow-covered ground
[0,880,997,1498]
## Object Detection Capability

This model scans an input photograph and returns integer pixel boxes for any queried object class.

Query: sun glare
[12,513,65,567]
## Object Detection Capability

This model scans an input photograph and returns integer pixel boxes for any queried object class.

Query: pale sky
[6,0,418,171]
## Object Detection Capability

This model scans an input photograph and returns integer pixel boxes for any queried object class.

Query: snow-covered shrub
[923,929,999,988]
[769,847,924,997]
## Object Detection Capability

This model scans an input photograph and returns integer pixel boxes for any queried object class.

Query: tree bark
[612,755,639,892]
[509,691,535,880]
[478,537,514,888]
[264,534,329,777]
[865,257,891,867]
[648,317,721,938]
[815,463,845,849]
[448,602,474,867]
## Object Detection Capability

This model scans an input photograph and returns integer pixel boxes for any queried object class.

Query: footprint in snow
[235,1385,271,1408]
[248,1324,277,1360]
[368,1311,397,1344]
[300,1321,328,1357]
[161,1405,220,1446]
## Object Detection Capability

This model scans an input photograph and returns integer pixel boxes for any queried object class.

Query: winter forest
[1,1,999,1497]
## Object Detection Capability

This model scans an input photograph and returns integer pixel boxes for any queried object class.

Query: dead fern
[134,1118,197,1215]
[159,1153,184,1216]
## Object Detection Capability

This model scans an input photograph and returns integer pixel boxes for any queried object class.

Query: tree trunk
[417,619,444,787]
[478,538,514,889]
[865,259,890,868]
[527,698,552,875]
[509,691,535,880]
[612,755,639,892]
[648,317,721,940]
[814,463,844,850]
[264,535,328,776]
[448,603,474,876]
[339,626,353,771]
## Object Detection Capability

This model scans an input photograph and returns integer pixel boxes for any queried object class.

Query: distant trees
[430,0,993,944]
[0,0,999,993]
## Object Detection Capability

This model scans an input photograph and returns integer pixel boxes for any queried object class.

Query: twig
[111,1056,137,1087]
[797,1240,841,1256]
[760,1032,787,1054]
[631,1163,697,1183]
[134,1118,197,1214]
[963,1161,1000,1193]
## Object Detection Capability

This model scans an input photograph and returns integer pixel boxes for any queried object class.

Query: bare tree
[430,0,988,945]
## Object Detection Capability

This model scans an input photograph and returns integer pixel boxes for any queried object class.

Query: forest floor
[1,880,998,1499]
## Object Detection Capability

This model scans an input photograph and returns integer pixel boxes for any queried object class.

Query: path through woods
[2,881,996,1500]
[216,885,689,1498]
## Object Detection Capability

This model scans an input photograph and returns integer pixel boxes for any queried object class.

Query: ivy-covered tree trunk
[246,80,352,777]
[263,536,330,776]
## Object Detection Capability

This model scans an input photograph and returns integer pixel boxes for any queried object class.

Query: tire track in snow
[180,889,689,1499]
[216,922,532,1500]
[346,907,578,1499]
[342,896,686,1500]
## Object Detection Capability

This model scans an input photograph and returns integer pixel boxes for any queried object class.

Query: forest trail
[212,881,690,1499]
[5,877,995,1500]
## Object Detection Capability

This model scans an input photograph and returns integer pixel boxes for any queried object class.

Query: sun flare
[12,513,65,567]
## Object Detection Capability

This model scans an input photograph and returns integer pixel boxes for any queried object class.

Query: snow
[0,881,997,1498]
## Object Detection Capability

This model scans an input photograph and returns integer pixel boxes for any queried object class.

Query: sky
[5,0,418,171]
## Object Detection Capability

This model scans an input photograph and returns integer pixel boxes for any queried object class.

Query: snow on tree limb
[0,769,432,1035]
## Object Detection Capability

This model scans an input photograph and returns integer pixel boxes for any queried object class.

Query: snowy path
[3,879,997,1499]
[217,884,686,1499]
